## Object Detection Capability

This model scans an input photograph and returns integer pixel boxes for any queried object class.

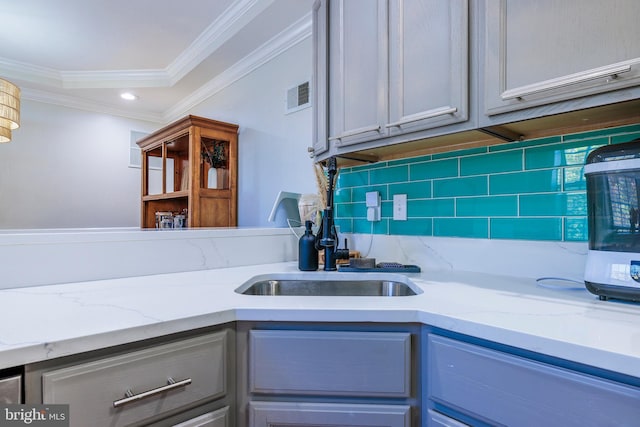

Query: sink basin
[235,274,421,296]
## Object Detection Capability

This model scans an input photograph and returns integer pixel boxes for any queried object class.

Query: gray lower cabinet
[481,0,640,121]
[426,334,640,426]
[249,401,410,427]
[426,409,469,427]
[26,329,234,427]
[238,324,420,426]
[172,406,229,427]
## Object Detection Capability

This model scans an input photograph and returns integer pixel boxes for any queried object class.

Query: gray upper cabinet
[482,0,640,119]
[387,0,469,136]
[312,0,329,155]
[328,0,389,148]
[314,0,471,158]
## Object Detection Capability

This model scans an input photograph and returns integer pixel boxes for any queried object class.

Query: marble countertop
[3,262,640,378]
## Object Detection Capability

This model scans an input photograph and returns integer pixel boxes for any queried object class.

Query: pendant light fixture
[0,78,21,143]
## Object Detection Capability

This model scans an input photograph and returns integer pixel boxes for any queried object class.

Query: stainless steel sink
[235,274,421,296]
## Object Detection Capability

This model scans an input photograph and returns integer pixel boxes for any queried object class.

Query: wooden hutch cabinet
[137,115,239,228]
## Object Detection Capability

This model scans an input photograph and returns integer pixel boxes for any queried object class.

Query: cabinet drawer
[173,406,229,427]
[249,401,411,427]
[43,331,227,427]
[249,330,411,397]
[428,334,640,426]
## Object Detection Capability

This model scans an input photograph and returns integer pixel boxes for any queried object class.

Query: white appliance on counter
[584,138,640,301]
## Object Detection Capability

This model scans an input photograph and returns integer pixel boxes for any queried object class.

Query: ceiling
[0,0,314,123]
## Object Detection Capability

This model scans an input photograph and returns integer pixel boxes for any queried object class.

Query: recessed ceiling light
[120,92,138,101]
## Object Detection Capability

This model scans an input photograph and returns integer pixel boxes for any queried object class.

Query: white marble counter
[2,261,639,380]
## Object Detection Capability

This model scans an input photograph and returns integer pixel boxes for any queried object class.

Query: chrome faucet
[316,157,350,270]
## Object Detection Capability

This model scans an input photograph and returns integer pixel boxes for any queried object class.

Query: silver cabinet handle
[386,106,458,128]
[112,377,192,408]
[329,125,382,141]
[501,63,632,101]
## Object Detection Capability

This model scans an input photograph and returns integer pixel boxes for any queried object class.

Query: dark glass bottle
[298,220,318,271]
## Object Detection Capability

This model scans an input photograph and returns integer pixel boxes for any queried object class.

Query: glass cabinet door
[200,137,230,190]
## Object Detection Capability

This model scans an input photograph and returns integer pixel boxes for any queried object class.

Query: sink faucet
[316,157,350,271]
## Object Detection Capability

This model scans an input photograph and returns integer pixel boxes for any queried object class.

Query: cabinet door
[42,332,228,427]
[484,0,640,116]
[249,402,410,427]
[428,334,640,426]
[328,0,388,147]
[388,0,469,135]
[249,330,411,397]
[312,0,329,156]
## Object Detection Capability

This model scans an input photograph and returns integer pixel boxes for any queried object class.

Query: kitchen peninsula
[1,228,639,426]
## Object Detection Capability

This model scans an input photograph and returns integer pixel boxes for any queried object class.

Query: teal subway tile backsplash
[460,150,522,176]
[434,176,487,197]
[410,158,457,180]
[390,219,432,236]
[491,218,562,240]
[333,122,640,242]
[434,218,488,238]
[490,169,562,194]
[519,193,587,217]
[389,181,431,199]
[456,196,517,217]
[524,139,606,169]
[370,165,408,184]
[565,217,588,241]
[410,199,455,217]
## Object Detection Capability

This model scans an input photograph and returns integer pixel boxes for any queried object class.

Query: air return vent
[285,81,310,114]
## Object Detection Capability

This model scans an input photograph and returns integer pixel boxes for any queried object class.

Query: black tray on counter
[338,263,421,273]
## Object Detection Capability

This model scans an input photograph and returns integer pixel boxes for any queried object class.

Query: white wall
[0,37,315,229]
[190,38,317,227]
[0,102,158,228]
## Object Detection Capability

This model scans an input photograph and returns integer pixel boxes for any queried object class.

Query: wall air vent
[285,81,311,114]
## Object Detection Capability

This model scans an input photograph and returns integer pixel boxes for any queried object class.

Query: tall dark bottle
[298,220,318,271]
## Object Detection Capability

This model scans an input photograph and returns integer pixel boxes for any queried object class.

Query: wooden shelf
[137,115,239,228]
[142,191,189,202]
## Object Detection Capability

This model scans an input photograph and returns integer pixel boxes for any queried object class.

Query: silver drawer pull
[501,63,632,100]
[386,106,458,128]
[112,377,192,408]
[329,125,382,141]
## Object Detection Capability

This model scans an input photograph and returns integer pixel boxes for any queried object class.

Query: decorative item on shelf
[202,140,227,189]
[0,78,20,143]
[155,211,174,229]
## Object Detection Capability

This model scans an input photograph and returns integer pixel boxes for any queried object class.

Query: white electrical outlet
[393,194,407,221]
[366,191,381,222]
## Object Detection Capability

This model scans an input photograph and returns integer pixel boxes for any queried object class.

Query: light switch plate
[393,194,407,221]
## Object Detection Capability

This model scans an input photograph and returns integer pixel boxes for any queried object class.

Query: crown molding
[167,0,275,85]
[0,57,63,88]
[21,88,164,123]
[0,0,277,90]
[165,12,312,121]
[13,9,312,124]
